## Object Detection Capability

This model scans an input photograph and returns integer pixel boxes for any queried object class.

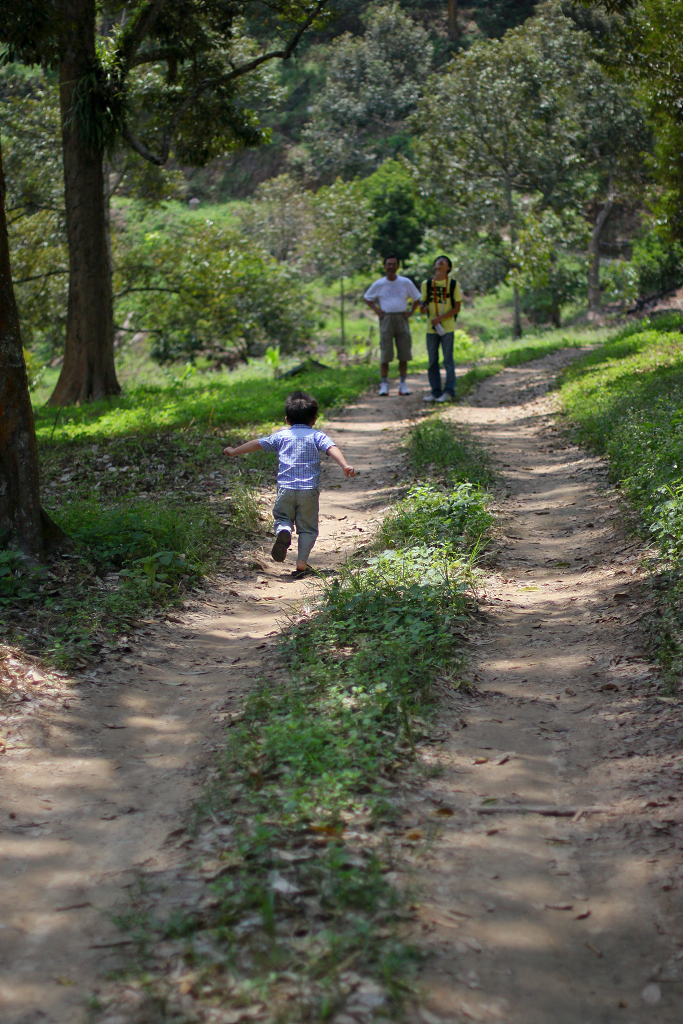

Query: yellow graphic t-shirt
[420,276,463,333]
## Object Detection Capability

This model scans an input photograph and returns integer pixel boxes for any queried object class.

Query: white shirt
[364,275,421,312]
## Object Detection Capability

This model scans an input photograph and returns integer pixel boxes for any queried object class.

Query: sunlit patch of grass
[559,313,683,685]
[405,416,495,487]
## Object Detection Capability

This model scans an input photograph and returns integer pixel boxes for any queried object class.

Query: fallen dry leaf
[269,871,301,896]
[473,756,489,765]
[434,806,455,817]
[494,751,514,765]
[309,824,343,837]
[641,984,662,1005]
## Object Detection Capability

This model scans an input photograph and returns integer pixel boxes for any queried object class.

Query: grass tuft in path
[107,425,493,1023]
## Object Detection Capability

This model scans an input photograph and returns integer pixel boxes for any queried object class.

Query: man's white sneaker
[423,393,436,403]
[435,393,453,403]
[378,381,389,396]
[398,381,411,395]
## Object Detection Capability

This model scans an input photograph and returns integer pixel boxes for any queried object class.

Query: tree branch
[121,125,168,166]
[221,3,331,84]
[114,286,179,298]
[14,269,68,284]
[117,0,170,76]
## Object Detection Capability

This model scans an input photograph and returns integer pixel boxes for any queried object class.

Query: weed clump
[559,313,683,683]
[405,415,495,487]
[113,431,492,1023]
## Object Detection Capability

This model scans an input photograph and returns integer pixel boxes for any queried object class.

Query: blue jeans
[427,332,456,398]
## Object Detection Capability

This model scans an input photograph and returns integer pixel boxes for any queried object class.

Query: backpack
[426,277,458,306]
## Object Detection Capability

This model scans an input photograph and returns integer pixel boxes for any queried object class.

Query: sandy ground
[406,350,683,1024]
[2,352,682,1024]
[0,384,415,1024]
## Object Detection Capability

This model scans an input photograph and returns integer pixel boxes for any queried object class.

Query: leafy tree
[577,0,683,242]
[1,0,333,405]
[306,178,374,344]
[114,217,316,363]
[572,62,649,308]
[511,210,587,325]
[413,1,649,326]
[619,1,683,242]
[239,173,312,262]
[0,129,64,557]
[360,159,429,263]
[412,3,589,336]
[0,67,67,355]
[303,3,430,179]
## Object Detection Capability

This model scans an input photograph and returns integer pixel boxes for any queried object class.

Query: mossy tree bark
[0,133,48,556]
[47,0,120,407]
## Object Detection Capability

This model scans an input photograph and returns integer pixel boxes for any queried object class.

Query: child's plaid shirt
[258,425,335,489]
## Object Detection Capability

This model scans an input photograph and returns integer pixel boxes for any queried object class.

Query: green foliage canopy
[303,2,430,179]
[114,215,316,362]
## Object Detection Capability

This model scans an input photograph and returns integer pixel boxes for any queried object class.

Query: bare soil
[406,350,683,1024]
[2,351,683,1024]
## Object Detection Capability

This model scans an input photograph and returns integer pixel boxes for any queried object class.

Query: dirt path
[0,389,418,1024]
[407,350,683,1024]
[2,353,683,1024]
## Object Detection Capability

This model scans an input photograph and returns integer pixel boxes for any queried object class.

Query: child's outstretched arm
[327,445,355,478]
[223,439,262,457]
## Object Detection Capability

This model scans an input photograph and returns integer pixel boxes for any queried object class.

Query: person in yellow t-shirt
[420,255,462,403]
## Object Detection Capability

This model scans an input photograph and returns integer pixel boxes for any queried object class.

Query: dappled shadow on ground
[0,379,427,1023]
[403,350,683,1023]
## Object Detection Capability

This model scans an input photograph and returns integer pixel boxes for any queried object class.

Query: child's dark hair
[434,254,453,270]
[286,390,318,425]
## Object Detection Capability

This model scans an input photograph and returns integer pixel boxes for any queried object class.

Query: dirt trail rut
[409,350,683,1024]
[0,392,412,1024]
[2,352,683,1024]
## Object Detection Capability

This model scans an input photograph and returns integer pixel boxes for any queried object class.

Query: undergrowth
[107,418,493,1023]
[405,415,495,488]
[0,477,264,667]
[559,312,683,683]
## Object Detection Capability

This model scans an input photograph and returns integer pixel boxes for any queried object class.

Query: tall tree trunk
[340,276,345,347]
[447,0,459,41]
[505,177,523,339]
[0,132,44,557]
[588,197,615,312]
[48,0,120,406]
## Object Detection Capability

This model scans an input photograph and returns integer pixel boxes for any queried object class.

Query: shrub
[631,230,683,300]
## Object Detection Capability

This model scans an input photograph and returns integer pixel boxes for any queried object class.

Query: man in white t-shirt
[364,255,421,396]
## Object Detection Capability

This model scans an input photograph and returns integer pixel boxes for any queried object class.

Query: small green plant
[111,424,492,1022]
[264,344,281,376]
[0,551,48,605]
[377,484,493,552]
[405,417,495,487]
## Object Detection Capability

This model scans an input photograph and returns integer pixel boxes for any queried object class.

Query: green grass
[17,283,606,669]
[2,498,239,668]
[110,421,493,1023]
[558,312,683,683]
[32,363,381,443]
[404,415,496,488]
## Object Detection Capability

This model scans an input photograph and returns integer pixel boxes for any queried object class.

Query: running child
[223,391,355,577]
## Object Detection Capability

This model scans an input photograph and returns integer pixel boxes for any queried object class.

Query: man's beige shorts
[379,312,412,363]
